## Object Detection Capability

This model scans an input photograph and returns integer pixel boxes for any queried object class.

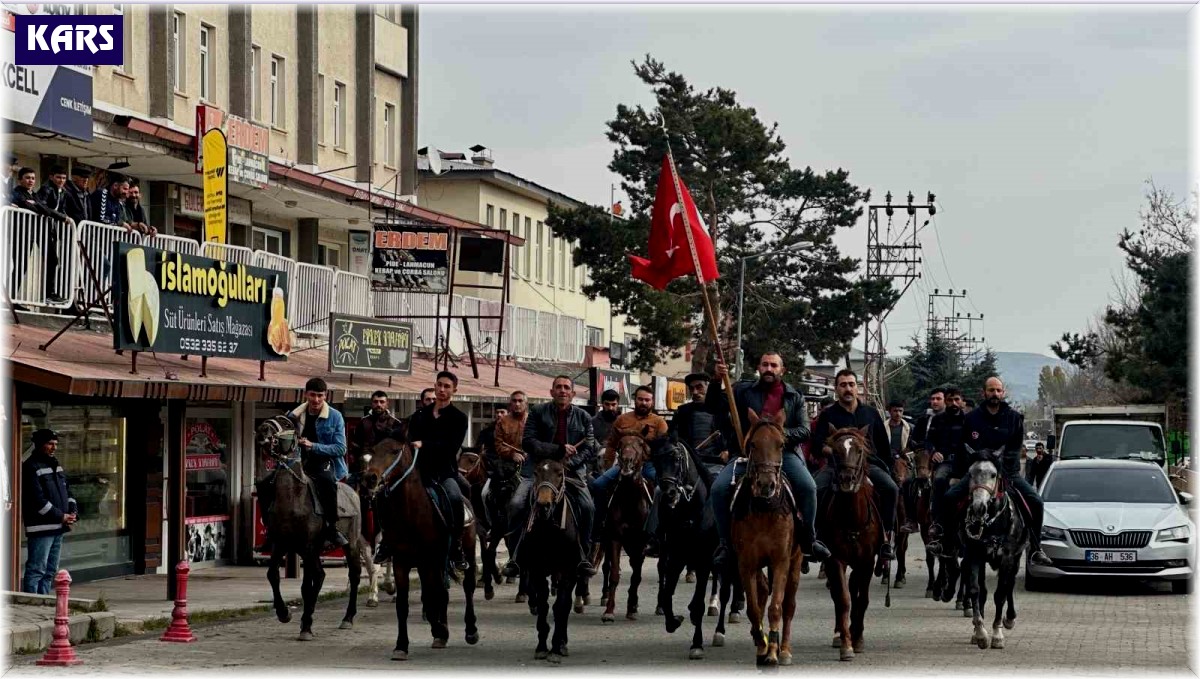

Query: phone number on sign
[179,337,241,354]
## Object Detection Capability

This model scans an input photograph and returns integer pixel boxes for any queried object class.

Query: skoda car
[1026,459,1194,593]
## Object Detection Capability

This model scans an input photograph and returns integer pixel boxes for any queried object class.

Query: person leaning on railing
[10,167,74,303]
[125,178,158,237]
[89,173,155,236]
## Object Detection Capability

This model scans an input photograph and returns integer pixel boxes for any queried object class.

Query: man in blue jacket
[290,377,350,549]
[21,429,77,594]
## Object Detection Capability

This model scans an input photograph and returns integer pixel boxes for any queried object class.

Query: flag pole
[657,117,745,447]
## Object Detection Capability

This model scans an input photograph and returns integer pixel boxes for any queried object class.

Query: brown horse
[818,425,884,661]
[886,452,912,589]
[594,433,652,624]
[362,438,479,661]
[457,451,500,601]
[731,409,803,667]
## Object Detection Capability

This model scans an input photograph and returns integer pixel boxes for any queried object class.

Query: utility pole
[862,190,932,408]
[926,288,967,345]
[956,312,985,365]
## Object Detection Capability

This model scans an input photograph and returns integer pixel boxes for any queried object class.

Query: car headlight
[1042,525,1067,541]
[1157,525,1191,542]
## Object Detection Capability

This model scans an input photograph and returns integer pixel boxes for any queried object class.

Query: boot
[502,530,523,578]
[578,540,597,577]
[373,542,393,564]
[879,531,896,561]
[712,540,732,573]
[325,522,350,549]
[448,537,469,573]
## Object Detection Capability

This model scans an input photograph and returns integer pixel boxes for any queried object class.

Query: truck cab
[1047,405,1169,468]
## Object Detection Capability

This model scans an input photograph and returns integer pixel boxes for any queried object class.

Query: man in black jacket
[503,375,597,578]
[810,369,900,561]
[11,167,73,303]
[406,371,471,572]
[1025,442,1052,488]
[931,377,1052,566]
[21,430,77,594]
[63,166,91,224]
[900,386,947,531]
[589,389,620,478]
[707,352,830,570]
[672,373,727,474]
[34,166,74,302]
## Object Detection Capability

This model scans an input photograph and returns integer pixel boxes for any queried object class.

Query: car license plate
[1085,550,1137,563]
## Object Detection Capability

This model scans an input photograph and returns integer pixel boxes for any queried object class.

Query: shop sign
[328,314,413,375]
[194,104,270,189]
[112,242,291,361]
[665,379,689,411]
[185,455,222,471]
[590,367,632,406]
[178,186,250,224]
[202,128,227,244]
[0,4,93,141]
[348,231,371,277]
[371,222,449,293]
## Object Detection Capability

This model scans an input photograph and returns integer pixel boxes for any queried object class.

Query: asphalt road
[7,544,1191,674]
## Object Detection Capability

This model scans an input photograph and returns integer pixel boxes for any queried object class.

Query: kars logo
[14,14,123,66]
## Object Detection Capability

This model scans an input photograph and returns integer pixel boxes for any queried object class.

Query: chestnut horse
[886,452,912,589]
[818,425,884,661]
[731,409,803,667]
[594,434,652,624]
[457,451,501,601]
[362,438,479,661]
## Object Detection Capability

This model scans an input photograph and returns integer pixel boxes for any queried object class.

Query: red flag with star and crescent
[628,156,720,290]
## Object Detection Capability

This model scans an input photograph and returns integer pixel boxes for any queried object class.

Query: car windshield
[1059,424,1165,461]
[1042,467,1177,504]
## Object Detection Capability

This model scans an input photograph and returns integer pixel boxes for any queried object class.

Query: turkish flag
[628,156,720,290]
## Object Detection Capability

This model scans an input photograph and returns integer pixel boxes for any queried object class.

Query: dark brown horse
[886,452,912,589]
[457,451,499,601]
[819,425,884,661]
[594,433,652,624]
[731,409,803,667]
[362,438,478,661]
[524,458,582,663]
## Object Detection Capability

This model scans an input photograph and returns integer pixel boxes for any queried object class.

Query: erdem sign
[13,14,121,65]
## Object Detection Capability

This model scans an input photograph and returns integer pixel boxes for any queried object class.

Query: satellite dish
[419,146,445,176]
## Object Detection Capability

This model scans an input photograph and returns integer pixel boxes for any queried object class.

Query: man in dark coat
[63,166,91,224]
[21,430,77,594]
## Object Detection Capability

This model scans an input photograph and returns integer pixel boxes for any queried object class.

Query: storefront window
[184,413,232,563]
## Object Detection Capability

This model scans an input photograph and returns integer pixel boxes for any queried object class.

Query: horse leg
[516,569,529,605]
[707,572,720,617]
[298,552,322,641]
[968,557,988,648]
[778,552,801,667]
[549,572,574,662]
[849,560,872,654]
[627,549,645,620]
[658,551,687,634]
[601,542,620,624]
[763,554,790,666]
[739,560,767,664]
[925,543,937,598]
[827,561,853,661]
[419,562,449,648]
[363,545,380,608]
[655,557,667,616]
[687,566,710,659]
[731,578,745,623]
[534,574,551,659]
[1004,569,1018,630]
[392,565,412,661]
[713,568,730,647]
[991,566,1010,649]
[340,538,362,629]
[574,570,590,614]
[463,528,480,645]
[895,532,908,588]
[481,529,497,601]
[267,550,291,623]
[382,557,396,597]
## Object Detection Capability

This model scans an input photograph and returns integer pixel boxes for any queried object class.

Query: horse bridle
[458,451,483,476]
[261,416,303,481]
[829,431,869,489]
[658,443,697,505]
[965,463,1009,541]
[743,421,784,498]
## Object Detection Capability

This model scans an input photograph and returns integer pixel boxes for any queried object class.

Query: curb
[2,612,116,656]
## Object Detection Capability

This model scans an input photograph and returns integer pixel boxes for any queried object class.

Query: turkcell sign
[14,15,122,66]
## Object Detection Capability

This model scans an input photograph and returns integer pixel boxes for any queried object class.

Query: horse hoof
[707,605,718,617]
[924,589,934,599]
[431,638,448,649]
[839,648,855,661]
[366,598,379,608]
[712,632,725,647]
[339,620,353,630]
[941,591,955,603]
[601,613,615,624]
[560,646,569,657]
[515,593,527,604]
[574,603,584,614]
[666,615,683,633]
[626,612,638,621]
[298,630,314,641]
[392,650,409,661]
[975,636,989,650]
[963,607,972,618]
[779,651,792,666]
[755,654,769,667]
[729,612,741,624]
[991,637,1006,649]
[801,560,810,575]
[1003,617,1016,630]
[382,583,396,596]
[466,633,480,646]
[689,647,704,660]
[832,635,841,648]
[895,577,906,588]
[583,595,591,606]
[547,653,563,664]
[506,576,516,584]
[685,572,696,583]
[954,601,962,610]
[535,649,548,660]
[485,589,495,601]
[277,611,292,624]
[852,638,864,653]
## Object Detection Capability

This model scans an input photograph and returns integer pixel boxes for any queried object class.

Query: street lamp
[734,241,815,377]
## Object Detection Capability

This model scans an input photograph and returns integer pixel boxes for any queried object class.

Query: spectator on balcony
[125,178,157,237]
[89,174,137,234]
[10,167,75,303]
[35,166,74,303]
[63,166,91,224]
[2,155,18,204]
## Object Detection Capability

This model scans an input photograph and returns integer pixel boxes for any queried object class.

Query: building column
[354,6,374,184]
[227,6,252,119]
[296,5,318,166]
[148,182,176,236]
[148,4,174,120]
[399,6,419,197]
[297,218,319,264]
[165,399,185,601]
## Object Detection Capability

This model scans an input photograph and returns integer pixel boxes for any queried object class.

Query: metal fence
[199,241,255,266]
[2,207,78,310]
[334,271,373,318]
[75,219,146,308]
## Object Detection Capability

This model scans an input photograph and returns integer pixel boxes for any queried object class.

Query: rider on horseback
[922,386,968,557]
[708,352,832,571]
[591,385,667,551]
[503,376,598,579]
[885,399,920,534]
[810,369,901,562]
[927,377,1052,567]
[589,390,622,480]
[902,386,946,529]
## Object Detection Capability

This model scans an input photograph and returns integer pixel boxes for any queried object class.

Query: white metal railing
[2,207,78,309]
[558,316,585,364]
[153,234,201,257]
[200,241,254,266]
[292,262,336,337]
[76,219,146,309]
[373,291,440,349]
[509,306,540,360]
[334,270,372,318]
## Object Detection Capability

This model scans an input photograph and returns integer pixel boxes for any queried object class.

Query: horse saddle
[425,483,473,530]
[307,481,360,520]
[729,458,797,518]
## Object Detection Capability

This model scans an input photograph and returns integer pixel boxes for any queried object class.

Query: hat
[684,373,708,387]
[70,166,91,178]
[32,429,59,446]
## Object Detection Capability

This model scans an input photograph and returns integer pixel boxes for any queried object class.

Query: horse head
[360,437,411,501]
[533,458,567,523]
[256,415,297,461]
[457,451,486,486]
[744,409,787,500]
[825,424,872,494]
[652,440,695,510]
[912,448,933,481]
[616,432,650,479]
[964,445,1005,540]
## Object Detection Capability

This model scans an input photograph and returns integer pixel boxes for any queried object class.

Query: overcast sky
[418,4,1189,356]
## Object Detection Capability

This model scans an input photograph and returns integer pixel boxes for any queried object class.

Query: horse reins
[742,421,784,498]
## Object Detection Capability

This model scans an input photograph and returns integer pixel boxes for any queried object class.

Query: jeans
[814,463,898,531]
[305,464,341,533]
[24,533,64,595]
[929,462,957,519]
[710,453,817,547]
[440,476,465,537]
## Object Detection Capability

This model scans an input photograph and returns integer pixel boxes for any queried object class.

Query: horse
[730,409,803,667]
[960,446,1026,650]
[522,458,582,663]
[884,451,912,589]
[481,455,523,602]
[818,424,885,662]
[361,437,479,661]
[255,416,366,641]
[593,433,653,624]
[651,441,723,659]
[458,451,499,601]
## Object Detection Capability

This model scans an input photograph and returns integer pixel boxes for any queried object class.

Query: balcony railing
[3,206,591,363]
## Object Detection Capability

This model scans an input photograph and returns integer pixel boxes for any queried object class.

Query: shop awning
[7,320,568,405]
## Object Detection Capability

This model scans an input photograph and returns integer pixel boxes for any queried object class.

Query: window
[486,204,494,227]
[316,74,325,144]
[525,217,533,279]
[383,103,396,166]
[535,221,544,282]
[113,5,132,74]
[560,239,567,288]
[318,244,342,268]
[270,56,285,129]
[253,226,284,255]
[549,236,557,287]
[198,24,212,102]
[251,46,262,121]
[586,326,603,348]
[172,12,184,92]
[375,4,398,22]
[333,81,346,147]
[510,212,520,276]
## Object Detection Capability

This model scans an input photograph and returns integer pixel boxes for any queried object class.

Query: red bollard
[159,560,197,643]
[37,570,82,666]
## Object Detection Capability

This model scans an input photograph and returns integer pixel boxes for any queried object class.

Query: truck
[1046,404,1170,467]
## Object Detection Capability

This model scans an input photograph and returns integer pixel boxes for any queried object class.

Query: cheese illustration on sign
[124,248,160,345]
[267,285,292,355]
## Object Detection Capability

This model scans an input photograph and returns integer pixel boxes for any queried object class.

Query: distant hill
[994,352,1071,403]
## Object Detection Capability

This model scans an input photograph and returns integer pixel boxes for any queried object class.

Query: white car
[1026,459,1194,593]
